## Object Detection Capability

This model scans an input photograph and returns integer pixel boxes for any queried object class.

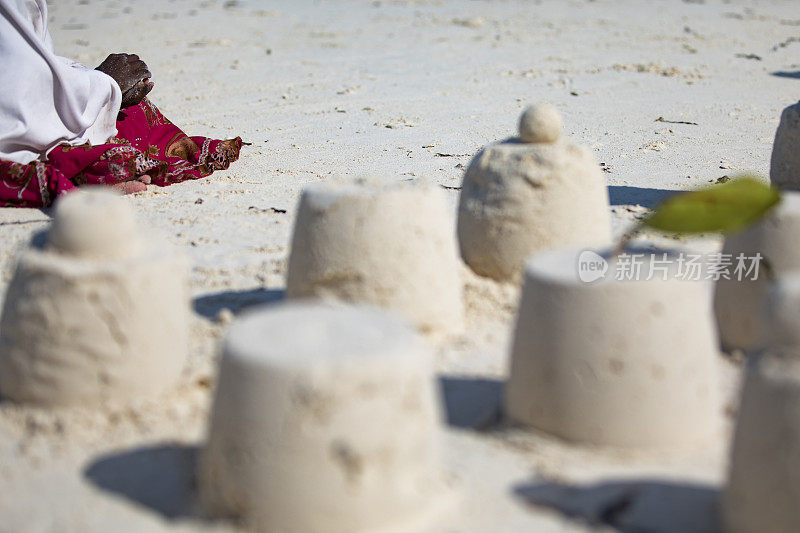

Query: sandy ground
[0,0,799,531]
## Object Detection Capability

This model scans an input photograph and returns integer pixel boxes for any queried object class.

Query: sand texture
[0,0,798,530]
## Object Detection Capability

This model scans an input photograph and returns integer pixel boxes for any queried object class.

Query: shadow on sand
[772,71,800,80]
[607,185,676,209]
[192,287,284,319]
[85,444,200,519]
[514,478,720,532]
[438,376,504,430]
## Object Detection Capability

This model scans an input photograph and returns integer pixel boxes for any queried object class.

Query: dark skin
[95,53,154,108]
[94,53,156,193]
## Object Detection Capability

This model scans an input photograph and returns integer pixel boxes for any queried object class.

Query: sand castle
[724,353,800,532]
[285,177,463,334]
[457,104,611,281]
[0,189,188,406]
[715,192,800,352]
[505,248,720,448]
[199,303,453,532]
[770,101,800,191]
[724,276,800,532]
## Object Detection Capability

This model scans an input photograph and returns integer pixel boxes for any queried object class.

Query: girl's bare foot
[111,175,151,195]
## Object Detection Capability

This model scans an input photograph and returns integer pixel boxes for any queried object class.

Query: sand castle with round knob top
[0,189,189,407]
[457,103,611,281]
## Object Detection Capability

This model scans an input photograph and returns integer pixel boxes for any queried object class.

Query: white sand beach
[0,0,798,530]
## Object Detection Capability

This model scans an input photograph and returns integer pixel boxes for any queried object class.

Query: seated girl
[0,0,242,208]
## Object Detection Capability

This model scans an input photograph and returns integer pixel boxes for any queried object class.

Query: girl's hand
[96,53,154,108]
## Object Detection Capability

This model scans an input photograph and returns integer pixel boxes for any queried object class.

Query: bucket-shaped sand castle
[505,248,720,448]
[0,189,188,406]
[714,192,800,352]
[770,100,800,191]
[285,177,463,334]
[457,103,611,281]
[198,302,453,532]
[724,275,800,532]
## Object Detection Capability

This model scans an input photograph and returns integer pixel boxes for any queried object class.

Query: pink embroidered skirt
[0,98,242,207]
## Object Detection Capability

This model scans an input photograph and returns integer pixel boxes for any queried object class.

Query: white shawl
[0,0,121,164]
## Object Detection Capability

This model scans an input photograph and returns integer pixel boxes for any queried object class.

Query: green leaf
[643,175,781,235]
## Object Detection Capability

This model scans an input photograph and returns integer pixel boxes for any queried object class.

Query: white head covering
[0,0,121,164]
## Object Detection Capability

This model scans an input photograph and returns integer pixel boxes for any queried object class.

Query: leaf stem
[612,221,644,258]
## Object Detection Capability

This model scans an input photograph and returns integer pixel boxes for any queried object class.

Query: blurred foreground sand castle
[0,190,188,406]
[199,303,455,532]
